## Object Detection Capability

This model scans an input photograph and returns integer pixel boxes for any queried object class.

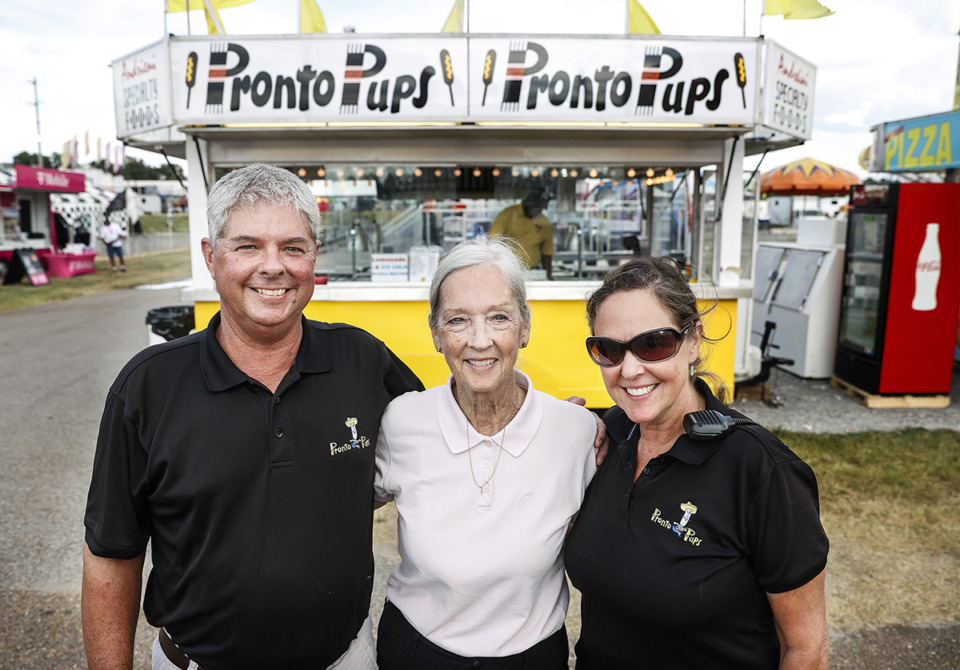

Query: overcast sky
[2,0,958,177]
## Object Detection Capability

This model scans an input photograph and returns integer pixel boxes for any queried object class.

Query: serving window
[227,163,702,281]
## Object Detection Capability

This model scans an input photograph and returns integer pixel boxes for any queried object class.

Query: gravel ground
[731,365,960,433]
[1,287,957,668]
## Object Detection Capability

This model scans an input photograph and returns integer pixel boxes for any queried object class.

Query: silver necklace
[466,421,506,492]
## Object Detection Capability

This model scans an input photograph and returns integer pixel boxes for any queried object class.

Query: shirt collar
[438,369,543,458]
[200,313,332,392]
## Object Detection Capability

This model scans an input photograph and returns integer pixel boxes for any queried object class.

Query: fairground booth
[0,165,96,281]
[112,32,816,405]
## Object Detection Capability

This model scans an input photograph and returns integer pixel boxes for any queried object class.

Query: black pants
[377,600,569,670]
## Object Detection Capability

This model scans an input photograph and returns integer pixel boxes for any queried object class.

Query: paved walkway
[0,285,189,668]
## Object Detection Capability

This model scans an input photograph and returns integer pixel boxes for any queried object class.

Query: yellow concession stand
[113,32,816,406]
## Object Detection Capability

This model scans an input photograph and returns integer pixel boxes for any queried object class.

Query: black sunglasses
[585,326,690,367]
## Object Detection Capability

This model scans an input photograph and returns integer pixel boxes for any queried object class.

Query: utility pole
[948,21,960,182]
[29,76,42,167]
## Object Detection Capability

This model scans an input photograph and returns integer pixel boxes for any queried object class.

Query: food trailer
[112,33,816,406]
[0,165,96,279]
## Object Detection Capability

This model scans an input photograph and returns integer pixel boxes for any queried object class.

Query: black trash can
[146,306,196,345]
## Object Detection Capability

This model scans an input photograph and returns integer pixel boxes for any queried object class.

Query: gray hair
[428,236,531,329]
[205,163,322,247]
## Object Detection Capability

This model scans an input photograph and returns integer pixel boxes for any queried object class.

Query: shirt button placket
[477,440,495,510]
[269,392,293,466]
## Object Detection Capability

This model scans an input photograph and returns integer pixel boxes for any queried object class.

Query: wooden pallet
[734,382,771,403]
[829,377,951,409]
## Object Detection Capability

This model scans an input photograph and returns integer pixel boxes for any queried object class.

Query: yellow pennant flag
[627,0,661,34]
[764,0,834,19]
[203,0,227,34]
[764,0,789,14]
[166,0,254,12]
[166,0,256,34]
[441,0,464,33]
[300,0,327,33]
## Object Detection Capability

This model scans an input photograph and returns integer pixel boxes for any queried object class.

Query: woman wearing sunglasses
[565,256,829,669]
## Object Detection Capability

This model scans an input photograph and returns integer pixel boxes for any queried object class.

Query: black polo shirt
[84,313,423,669]
[565,381,828,669]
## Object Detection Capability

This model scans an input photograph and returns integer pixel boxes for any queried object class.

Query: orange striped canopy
[760,158,861,195]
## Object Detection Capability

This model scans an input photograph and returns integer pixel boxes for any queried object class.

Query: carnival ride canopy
[760,157,862,195]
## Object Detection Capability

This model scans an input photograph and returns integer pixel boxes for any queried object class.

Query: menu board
[2,249,50,286]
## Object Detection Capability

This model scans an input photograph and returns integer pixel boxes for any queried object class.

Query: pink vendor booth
[0,165,95,278]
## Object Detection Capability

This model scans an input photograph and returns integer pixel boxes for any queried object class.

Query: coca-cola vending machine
[834,183,960,395]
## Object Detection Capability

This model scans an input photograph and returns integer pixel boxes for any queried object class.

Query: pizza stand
[112,33,816,406]
[0,165,96,283]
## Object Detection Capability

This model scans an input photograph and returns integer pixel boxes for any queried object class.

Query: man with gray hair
[82,163,422,669]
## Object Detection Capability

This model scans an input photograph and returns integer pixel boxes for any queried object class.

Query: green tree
[13,151,60,168]
[10,150,184,183]
[90,156,185,182]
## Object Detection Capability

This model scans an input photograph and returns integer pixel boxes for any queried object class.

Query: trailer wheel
[0,259,8,283]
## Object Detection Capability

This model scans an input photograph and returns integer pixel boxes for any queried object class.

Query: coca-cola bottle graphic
[911,223,941,311]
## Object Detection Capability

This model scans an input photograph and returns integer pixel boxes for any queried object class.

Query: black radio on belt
[683,410,756,440]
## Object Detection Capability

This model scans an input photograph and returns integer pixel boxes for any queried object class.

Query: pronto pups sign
[115,35,762,131]
[470,37,756,123]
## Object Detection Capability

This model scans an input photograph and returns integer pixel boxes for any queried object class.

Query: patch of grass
[0,250,190,313]
[139,213,190,233]
[780,429,960,505]
[779,429,960,626]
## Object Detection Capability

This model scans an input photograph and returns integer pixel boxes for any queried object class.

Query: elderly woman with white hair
[374,236,599,669]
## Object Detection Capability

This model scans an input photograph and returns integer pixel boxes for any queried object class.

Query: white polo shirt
[375,370,598,657]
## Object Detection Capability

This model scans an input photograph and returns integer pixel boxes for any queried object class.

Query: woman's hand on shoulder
[564,396,609,466]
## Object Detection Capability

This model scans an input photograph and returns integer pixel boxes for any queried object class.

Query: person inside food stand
[489,187,555,279]
[564,256,830,669]
[81,163,424,670]
[98,215,126,272]
[374,235,601,668]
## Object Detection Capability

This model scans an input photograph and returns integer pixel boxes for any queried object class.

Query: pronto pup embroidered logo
[649,501,702,547]
[330,417,370,455]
